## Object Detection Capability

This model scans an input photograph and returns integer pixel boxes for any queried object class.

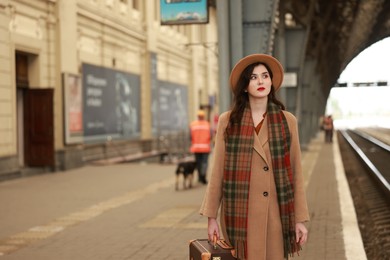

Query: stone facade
[0,0,219,179]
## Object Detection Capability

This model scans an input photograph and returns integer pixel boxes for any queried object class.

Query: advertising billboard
[155,81,189,134]
[63,73,83,144]
[160,0,209,25]
[82,63,141,142]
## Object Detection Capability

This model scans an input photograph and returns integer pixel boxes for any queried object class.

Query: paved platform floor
[0,133,366,259]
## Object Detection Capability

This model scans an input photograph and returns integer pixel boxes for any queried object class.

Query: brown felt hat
[229,54,284,91]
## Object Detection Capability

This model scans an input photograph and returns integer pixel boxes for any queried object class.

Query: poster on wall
[82,63,141,142]
[160,0,209,25]
[157,81,188,133]
[63,73,83,144]
[150,53,159,137]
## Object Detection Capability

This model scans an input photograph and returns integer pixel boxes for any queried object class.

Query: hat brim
[229,54,284,91]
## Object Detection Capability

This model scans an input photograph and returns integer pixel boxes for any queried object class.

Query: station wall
[0,0,219,178]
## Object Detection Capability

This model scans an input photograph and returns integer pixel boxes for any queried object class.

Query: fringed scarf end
[234,240,247,260]
[285,239,302,259]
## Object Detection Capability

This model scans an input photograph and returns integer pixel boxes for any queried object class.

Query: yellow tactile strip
[139,206,207,229]
[0,178,174,256]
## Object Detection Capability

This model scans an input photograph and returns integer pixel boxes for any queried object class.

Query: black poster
[158,81,188,133]
[82,63,141,142]
[150,53,159,136]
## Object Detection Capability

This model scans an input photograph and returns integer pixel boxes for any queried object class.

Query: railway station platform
[0,132,367,259]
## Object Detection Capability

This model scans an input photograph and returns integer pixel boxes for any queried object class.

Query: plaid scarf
[223,102,299,259]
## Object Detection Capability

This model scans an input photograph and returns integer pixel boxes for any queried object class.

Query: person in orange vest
[190,110,212,184]
[322,115,334,143]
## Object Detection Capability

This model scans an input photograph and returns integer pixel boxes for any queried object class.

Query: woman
[323,115,334,143]
[199,54,309,260]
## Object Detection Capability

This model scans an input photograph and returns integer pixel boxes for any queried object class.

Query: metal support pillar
[229,0,243,66]
[283,28,305,112]
[295,0,315,147]
[275,4,287,103]
[242,0,279,55]
[310,73,324,138]
[216,0,325,148]
[300,59,316,148]
[217,0,280,113]
[216,0,232,113]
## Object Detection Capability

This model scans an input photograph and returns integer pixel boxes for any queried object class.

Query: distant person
[323,115,334,143]
[190,110,211,184]
[199,54,309,259]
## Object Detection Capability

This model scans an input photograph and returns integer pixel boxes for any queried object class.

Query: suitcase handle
[212,234,218,249]
[211,234,234,250]
[217,240,234,250]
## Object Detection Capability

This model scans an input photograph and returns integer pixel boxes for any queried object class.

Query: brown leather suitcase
[189,238,236,260]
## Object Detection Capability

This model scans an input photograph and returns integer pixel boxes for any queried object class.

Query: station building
[0,0,219,179]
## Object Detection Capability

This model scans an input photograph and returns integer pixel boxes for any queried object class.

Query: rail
[353,129,390,152]
[338,129,390,259]
[340,130,390,199]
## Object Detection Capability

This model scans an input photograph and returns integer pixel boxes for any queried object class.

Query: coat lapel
[253,116,269,164]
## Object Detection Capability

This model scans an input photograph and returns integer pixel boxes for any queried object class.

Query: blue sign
[160,0,209,25]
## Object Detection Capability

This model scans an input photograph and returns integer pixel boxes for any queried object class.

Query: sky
[326,37,390,129]
[338,37,390,83]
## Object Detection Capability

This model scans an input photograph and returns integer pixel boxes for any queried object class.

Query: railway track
[338,129,390,259]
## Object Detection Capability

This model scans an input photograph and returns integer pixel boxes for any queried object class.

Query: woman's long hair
[228,62,285,127]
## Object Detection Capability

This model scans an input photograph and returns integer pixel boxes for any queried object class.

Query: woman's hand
[208,217,220,241]
[295,222,308,245]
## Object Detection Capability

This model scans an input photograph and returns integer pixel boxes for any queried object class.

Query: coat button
[263,192,268,197]
[263,166,269,171]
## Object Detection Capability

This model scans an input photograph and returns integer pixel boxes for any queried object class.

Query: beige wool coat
[200,110,310,260]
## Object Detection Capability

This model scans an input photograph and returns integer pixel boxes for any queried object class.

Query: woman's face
[246,64,272,99]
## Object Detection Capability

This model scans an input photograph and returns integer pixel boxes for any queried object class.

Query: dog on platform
[175,161,197,190]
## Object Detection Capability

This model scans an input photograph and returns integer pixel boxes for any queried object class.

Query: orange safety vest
[190,120,211,153]
[323,117,333,130]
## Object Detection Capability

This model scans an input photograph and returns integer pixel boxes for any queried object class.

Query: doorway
[15,52,55,167]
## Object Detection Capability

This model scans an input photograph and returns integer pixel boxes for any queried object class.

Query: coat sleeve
[199,112,229,218]
[284,111,310,223]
